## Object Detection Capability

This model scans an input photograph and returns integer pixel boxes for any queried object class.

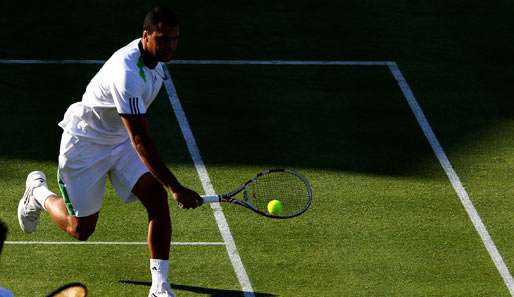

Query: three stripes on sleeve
[129,97,141,115]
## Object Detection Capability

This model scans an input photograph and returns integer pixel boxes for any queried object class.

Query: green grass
[1,244,242,296]
[1,1,514,296]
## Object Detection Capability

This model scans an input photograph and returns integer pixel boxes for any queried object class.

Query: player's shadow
[119,280,276,297]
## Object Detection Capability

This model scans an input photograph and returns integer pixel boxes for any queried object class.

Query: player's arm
[120,114,177,190]
[120,114,201,208]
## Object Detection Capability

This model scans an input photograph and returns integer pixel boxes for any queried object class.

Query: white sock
[33,186,55,211]
[150,259,169,285]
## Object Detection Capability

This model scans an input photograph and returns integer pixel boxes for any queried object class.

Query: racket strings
[245,171,311,216]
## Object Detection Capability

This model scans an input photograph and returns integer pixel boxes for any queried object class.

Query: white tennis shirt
[59,39,167,144]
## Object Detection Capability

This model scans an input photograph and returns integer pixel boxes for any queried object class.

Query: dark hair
[143,6,179,33]
[0,220,7,255]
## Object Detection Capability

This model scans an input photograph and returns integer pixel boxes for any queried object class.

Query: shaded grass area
[3,0,514,166]
[0,64,441,177]
[0,64,190,165]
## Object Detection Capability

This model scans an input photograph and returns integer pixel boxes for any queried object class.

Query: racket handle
[201,195,222,203]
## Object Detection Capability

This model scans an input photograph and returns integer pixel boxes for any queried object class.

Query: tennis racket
[201,168,312,219]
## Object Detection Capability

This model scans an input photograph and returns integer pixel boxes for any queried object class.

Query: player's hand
[171,185,203,209]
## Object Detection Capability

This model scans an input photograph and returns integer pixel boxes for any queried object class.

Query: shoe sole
[17,186,35,233]
[26,171,47,188]
[17,171,46,233]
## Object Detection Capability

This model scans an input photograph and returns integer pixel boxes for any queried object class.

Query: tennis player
[17,6,200,297]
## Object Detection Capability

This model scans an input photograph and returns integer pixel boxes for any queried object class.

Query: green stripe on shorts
[57,170,76,216]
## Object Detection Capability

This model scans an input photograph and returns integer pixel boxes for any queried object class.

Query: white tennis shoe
[148,282,176,297]
[17,171,47,233]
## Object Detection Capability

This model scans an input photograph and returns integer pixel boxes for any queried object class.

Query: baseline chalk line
[5,241,225,246]
[0,59,391,66]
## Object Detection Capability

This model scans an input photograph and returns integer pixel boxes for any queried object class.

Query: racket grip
[201,195,222,203]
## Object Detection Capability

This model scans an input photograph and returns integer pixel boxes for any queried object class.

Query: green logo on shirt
[137,57,147,82]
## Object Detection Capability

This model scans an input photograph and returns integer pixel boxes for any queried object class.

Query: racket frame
[201,168,312,219]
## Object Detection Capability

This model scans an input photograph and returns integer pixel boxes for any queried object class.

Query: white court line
[0,59,390,66]
[4,241,225,246]
[168,60,391,66]
[0,59,105,64]
[388,62,514,296]
[162,67,255,297]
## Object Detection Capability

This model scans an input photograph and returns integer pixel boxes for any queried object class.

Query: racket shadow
[119,280,276,297]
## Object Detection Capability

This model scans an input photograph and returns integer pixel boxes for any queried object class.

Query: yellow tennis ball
[267,199,284,216]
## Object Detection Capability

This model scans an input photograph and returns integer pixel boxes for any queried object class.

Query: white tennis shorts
[57,131,149,217]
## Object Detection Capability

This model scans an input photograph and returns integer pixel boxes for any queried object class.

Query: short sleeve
[111,70,147,115]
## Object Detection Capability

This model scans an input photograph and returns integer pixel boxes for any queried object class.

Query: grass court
[1,1,514,296]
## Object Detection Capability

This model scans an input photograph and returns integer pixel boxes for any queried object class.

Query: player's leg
[44,196,99,241]
[17,170,101,241]
[18,132,110,240]
[109,140,174,297]
[132,173,171,259]
[132,173,174,297]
